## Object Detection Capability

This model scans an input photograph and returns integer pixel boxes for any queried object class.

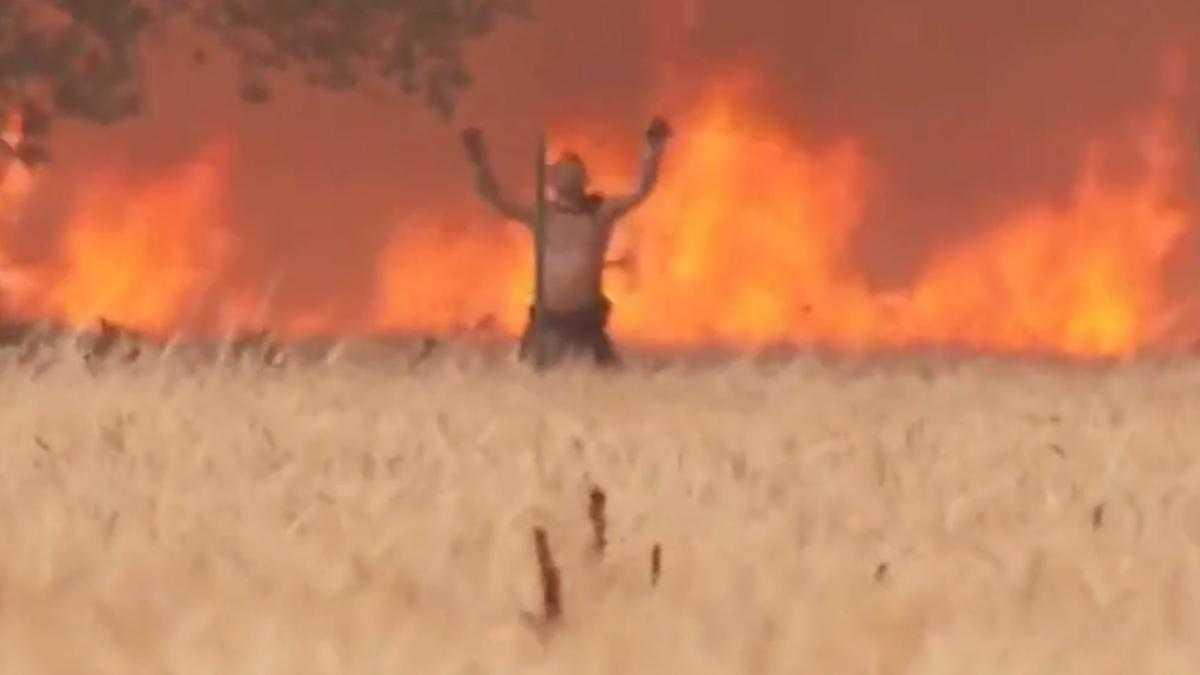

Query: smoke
[5,0,1200,336]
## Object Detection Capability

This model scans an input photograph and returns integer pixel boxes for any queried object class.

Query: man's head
[549,152,589,203]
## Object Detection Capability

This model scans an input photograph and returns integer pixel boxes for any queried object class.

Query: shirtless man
[462,118,671,369]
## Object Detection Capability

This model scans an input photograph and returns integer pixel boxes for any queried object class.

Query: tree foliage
[0,0,531,162]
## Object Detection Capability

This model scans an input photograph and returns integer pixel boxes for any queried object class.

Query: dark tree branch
[0,0,530,159]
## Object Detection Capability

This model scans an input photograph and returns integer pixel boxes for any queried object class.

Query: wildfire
[905,121,1187,356]
[426,77,1189,358]
[0,73,1194,358]
[2,140,235,334]
[375,213,531,336]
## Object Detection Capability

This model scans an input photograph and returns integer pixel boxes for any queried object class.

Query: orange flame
[905,122,1187,356]
[0,74,1194,358]
[4,140,235,333]
[576,83,873,349]
[376,215,531,336]
[389,76,1187,358]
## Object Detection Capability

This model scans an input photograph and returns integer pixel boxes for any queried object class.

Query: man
[462,117,671,368]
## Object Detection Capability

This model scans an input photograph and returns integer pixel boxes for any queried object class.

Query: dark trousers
[518,298,619,370]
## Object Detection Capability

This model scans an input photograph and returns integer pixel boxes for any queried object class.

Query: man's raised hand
[646,117,672,149]
[462,127,487,165]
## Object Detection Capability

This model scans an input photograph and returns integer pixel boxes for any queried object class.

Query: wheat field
[1,334,1198,674]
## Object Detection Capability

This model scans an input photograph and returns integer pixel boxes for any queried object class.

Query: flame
[905,124,1186,356]
[376,215,531,335]
[573,82,873,348]
[3,140,235,333]
[461,76,1189,357]
[0,71,1194,358]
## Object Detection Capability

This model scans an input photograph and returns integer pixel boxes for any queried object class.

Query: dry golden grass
[1,337,1199,674]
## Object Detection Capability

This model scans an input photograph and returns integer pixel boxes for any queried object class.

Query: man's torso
[539,204,612,312]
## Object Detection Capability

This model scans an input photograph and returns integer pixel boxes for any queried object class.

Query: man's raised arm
[462,128,536,226]
[599,117,672,224]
